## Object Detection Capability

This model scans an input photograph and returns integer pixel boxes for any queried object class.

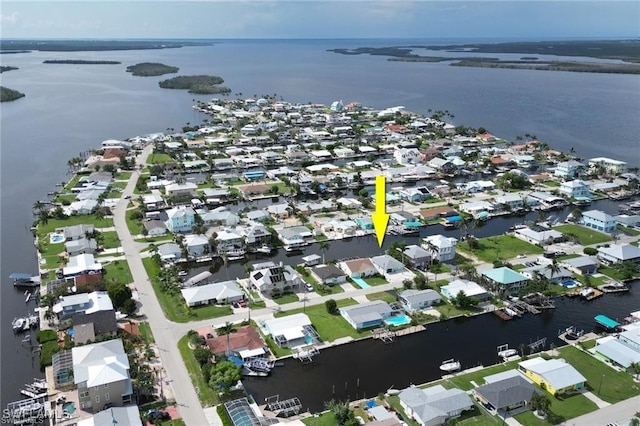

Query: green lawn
[514,393,598,425]
[126,211,144,235]
[274,298,367,341]
[143,258,232,322]
[177,335,218,407]
[54,193,77,204]
[433,302,481,319]
[147,153,174,164]
[302,412,337,426]
[138,322,155,344]
[448,359,524,391]
[304,274,344,295]
[557,345,640,403]
[617,224,640,236]
[100,231,121,249]
[457,235,544,262]
[110,181,128,190]
[272,293,299,305]
[62,174,82,192]
[366,291,397,303]
[553,224,612,245]
[364,276,388,286]
[114,171,132,180]
[36,215,114,236]
[598,265,640,281]
[264,335,293,358]
[102,260,133,286]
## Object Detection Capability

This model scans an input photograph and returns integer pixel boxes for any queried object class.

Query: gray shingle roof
[474,375,541,409]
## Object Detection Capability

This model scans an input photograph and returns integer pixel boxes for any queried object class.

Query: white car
[516,254,527,259]
[178,270,188,277]
[305,283,314,292]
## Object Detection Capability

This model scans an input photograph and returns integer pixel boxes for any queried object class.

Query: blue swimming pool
[561,280,579,288]
[384,315,411,326]
[50,233,65,244]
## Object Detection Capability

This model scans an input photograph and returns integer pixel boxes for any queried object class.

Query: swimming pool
[62,402,75,415]
[50,233,65,244]
[561,280,580,288]
[384,315,411,327]
[351,277,371,289]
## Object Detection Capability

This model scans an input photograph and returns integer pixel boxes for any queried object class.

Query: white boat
[580,288,594,298]
[12,317,29,333]
[498,349,518,358]
[439,359,461,372]
[255,245,272,254]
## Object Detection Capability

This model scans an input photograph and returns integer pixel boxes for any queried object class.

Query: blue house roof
[482,267,528,285]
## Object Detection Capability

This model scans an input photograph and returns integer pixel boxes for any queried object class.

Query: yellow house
[518,358,586,395]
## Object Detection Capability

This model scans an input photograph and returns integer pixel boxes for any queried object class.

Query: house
[164,206,196,233]
[52,292,117,342]
[594,335,640,371]
[421,235,457,262]
[58,224,95,241]
[513,226,564,246]
[339,258,378,278]
[267,203,292,219]
[65,237,98,255]
[63,253,103,278]
[440,279,490,302]
[72,339,133,412]
[481,267,529,296]
[143,220,167,237]
[142,192,165,211]
[201,209,240,227]
[322,220,357,237]
[77,405,142,426]
[355,217,374,230]
[562,256,598,275]
[242,223,271,246]
[398,187,431,203]
[427,157,455,174]
[371,255,405,276]
[311,264,347,285]
[402,245,431,269]
[399,289,441,312]
[165,182,198,198]
[157,242,182,262]
[250,262,302,296]
[215,230,245,255]
[246,210,270,222]
[339,300,393,330]
[206,325,268,358]
[65,199,99,215]
[518,358,586,395]
[262,313,314,348]
[520,264,573,284]
[554,160,584,180]
[494,193,525,211]
[559,180,591,199]
[180,280,244,307]
[399,385,474,426]
[580,210,617,233]
[588,157,627,175]
[184,234,210,258]
[597,244,640,265]
[394,148,420,165]
[473,375,541,414]
[277,226,312,248]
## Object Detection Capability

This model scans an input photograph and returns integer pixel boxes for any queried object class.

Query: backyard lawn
[147,153,174,164]
[553,224,612,245]
[557,345,640,403]
[101,231,121,250]
[177,335,218,407]
[302,412,337,426]
[447,359,524,391]
[143,258,232,322]
[457,235,544,263]
[274,298,367,341]
[36,215,114,236]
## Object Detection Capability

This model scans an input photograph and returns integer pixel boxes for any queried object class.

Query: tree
[326,400,359,426]
[107,282,133,310]
[325,299,338,315]
[545,260,561,284]
[402,279,413,290]
[319,241,330,264]
[630,417,640,426]
[530,392,551,416]
[630,362,640,381]
[414,273,428,290]
[122,298,137,315]
[193,347,213,366]
[209,360,241,394]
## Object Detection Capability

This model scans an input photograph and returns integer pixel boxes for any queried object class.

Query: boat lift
[265,395,302,417]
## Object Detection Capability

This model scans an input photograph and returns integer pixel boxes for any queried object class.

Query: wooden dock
[586,289,604,301]
[493,309,513,321]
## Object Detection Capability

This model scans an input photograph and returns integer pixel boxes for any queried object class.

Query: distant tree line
[43,60,121,65]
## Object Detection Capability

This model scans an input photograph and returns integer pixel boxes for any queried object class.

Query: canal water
[242,290,638,413]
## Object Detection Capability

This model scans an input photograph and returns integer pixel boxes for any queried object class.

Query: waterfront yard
[143,258,232,322]
[557,345,640,403]
[553,224,612,245]
[36,214,114,236]
[301,412,338,426]
[447,359,523,391]
[274,298,366,341]
[457,235,544,263]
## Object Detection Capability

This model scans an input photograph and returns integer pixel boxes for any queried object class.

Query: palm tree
[319,241,330,264]
[630,417,640,426]
[630,362,640,381]
[545,260,561,284]
[422,239,439,266]
[220,322,235,356]
[530,392,551,416]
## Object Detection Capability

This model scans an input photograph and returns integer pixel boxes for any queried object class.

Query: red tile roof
[206,326,266,355]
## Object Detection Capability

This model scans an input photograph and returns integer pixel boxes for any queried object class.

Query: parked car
[177,270,188,277]
[147,409,170,423]
[305,283,314,292]
[238,299,247,308]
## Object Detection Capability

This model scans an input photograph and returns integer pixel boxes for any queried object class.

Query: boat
[12,317,30,333]
[241,366,269,377]
[284,245,303,253]
[439,359,461,372]
[255,245,272,254]
[244,358,275,373]
[25,292,32,304]
[11,273,41,288]
[579,288,594,298]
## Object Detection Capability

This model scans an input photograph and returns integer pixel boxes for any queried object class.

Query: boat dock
[504,300,542,316]
[372,327,396,343]
[595,314,620,331]
[10,273,41,288]
[264,395,302,417]
[598,281,630,294]
[292,346,319,363]
[492,309,513,321]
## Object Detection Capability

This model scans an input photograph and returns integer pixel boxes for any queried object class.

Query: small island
[43,60,121,65]
[126,62,179,77]
[0,66,19,73]
[158,75,231,94]
[1,86,26,102]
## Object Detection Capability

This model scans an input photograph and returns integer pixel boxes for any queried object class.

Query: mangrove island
[158,74,231,94]
[1,86,25,102]
[126,62,179,76]
[0,66,19,73]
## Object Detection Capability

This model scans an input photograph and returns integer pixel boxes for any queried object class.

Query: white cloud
[1,11,19,25]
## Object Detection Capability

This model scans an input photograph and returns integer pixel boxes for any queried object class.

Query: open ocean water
[1,38,639,408]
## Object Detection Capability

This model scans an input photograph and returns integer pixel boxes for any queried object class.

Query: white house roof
[582,209,614,222]
[441,279,487,298]
[400,289,441,305]
[595,337,640,368]
[216,230,243,241]
[399,385,473,425]
[62,253,102,276]
[180,281,243,305]
[77,405,142,426]
[72,339,129,386]
[340,300,392,325]
[185,234,209,247]
[263,313,311,337]
[518,358,585,390]
[598,244,640,261]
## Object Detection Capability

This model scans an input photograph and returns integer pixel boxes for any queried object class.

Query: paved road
[113,145,209,426]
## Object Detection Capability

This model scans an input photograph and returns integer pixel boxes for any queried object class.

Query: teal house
[481,267,529,296]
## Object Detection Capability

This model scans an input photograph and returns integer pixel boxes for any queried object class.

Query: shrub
[37,329,58,343]
[583,247,598,256]
[325,299,338,315]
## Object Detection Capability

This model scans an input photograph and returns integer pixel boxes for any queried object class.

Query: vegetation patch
[126,62,179,76]
[177,335,218,407]
[514,393,597,425]
[1,86,26,102]
[102,260,134,286]
[366,291,397,303]
[553,224,612,245]
[43,59,121,64]
[159,75,231,94]
[457,235,544,262]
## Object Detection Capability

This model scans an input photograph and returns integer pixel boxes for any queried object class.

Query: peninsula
[16,95,640,426]
[0,86,25,102]
[125,62,179,76]
[43,60,121,65]
[330,39,640,74]
[0,66,18,73]
[158,74,231,94]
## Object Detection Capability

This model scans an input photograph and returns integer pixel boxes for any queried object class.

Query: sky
[0,1,638,40]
